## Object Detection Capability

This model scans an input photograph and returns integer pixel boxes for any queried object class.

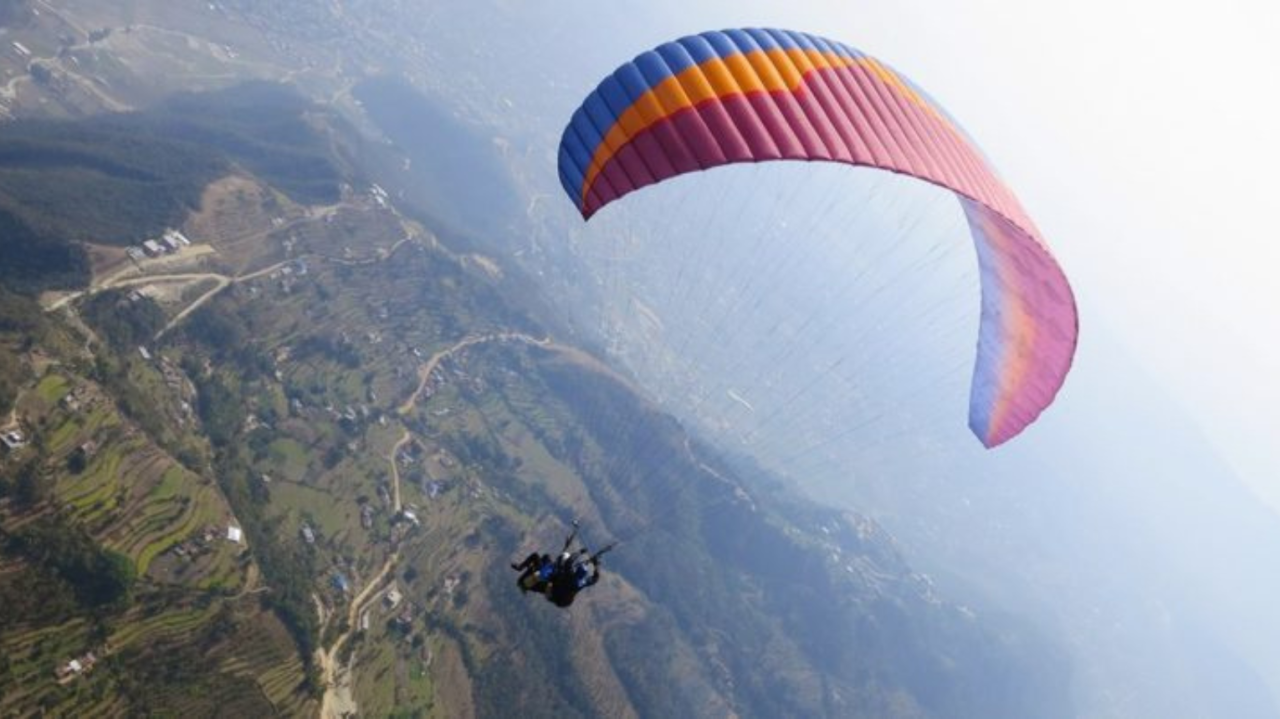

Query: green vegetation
[184,302,248,356]
[0,207,92,292]
[0,346,25,418]
[148,83,344,206]
[3,516,136,614]
[193,372,241,448]
[0,287,42,415]
[215,444,323,696]
[105,604,295,717]
[80,290,166,351]
[34,373,69,403]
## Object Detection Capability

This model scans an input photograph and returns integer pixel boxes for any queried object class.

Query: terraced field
[0,591,316,715]
[1,366,252,714]
[53,428,242,588]
[219,611,319,716]
[0,619,96,712]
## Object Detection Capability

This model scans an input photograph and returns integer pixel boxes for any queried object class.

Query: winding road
[317,331,552,717]
[397,332,551,417]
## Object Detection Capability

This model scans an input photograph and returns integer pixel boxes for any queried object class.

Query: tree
[12,460,50,508]
[67,446,89,474]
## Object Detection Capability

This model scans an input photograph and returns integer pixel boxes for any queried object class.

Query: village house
[54,652,97,684]
[1,429,28,453]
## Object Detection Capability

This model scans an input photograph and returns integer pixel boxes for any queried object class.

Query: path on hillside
[389,429,411,513]
[43,203,351,315]
[231,563,268,600]
[316,409,428,717]
[316,546,399,719]
[44,255,293,314]
[316,330,573,717]
[397,332,551,417]
[155,258,302,337]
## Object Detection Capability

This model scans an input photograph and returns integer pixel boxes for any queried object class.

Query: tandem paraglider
[512,520,615,608]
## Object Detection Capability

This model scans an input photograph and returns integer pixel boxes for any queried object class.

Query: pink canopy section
[557,28,1077,447]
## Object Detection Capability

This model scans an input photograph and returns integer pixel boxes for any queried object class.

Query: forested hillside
[0,83,340,292]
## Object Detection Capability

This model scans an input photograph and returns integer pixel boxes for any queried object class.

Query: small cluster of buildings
[157,355,191,392]
[330,403,370,426]
[266,259,308,280]
[265,259,309,295]
[125,229,192,262]
[69,439,97,468]
[382,584,420,629]
[60,384,95,414]
[397,509,420,527]
[331,573,350,595]
[397,441,422,468]
[413,356,485,404]
[355,586,416,632]
[387,508,422,544]
[166,523,230,562]
[1,428,28,454]
[54,652,97,684]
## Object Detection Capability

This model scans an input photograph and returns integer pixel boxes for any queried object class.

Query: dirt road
[317,332,554,717]
[397,332,551,417]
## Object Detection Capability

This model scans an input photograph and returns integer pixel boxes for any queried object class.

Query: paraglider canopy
[557,28,1077,447]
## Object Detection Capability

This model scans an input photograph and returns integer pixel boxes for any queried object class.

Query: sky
[644,0,1280,512]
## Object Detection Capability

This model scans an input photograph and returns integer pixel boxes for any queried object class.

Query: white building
[1,430,27,451]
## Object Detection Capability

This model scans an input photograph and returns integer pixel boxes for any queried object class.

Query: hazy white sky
[650,0,1280,510]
